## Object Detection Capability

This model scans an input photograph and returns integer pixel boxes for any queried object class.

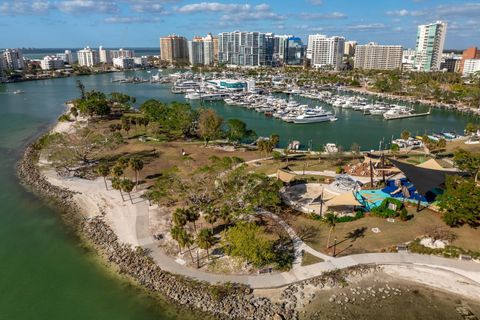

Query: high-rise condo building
[99,46,111,64]
[354,42,403,70]
[285,37,304,65]
[77,47,100,67]
[202,33,215,66]
[188,37,204,65]
[40,55,65,70]
[274,34,292,64]
[264,33,275,66]
[414,21,447,72]
[460,47,480,74]
[110,48,135,59]
[344,41,357,56]
[463,59,480,77]
[218,31,267,66]
[160,35,189,64]
[0,54,6,78]
[3,48,25,70]
[308,34,345,71]
[212,36,219,63]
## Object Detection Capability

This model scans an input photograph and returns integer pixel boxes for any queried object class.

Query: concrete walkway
[138,204,480,289]
[46,167,480,291]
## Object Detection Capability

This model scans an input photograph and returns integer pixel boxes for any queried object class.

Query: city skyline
[0,0,479,49]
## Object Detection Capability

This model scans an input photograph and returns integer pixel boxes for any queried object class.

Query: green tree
[111,165,124,179]
[129,157,144,190]
[96,164,110,190]
[270,134,280,148]
[204,206,218,233]
[223,222,275,267]
[111,177,124,201]
[196,228,215,261]
[437,176,480,227]
[453,149,480,182]
[465,122,479,134]
[178,229,194,263]
[172,208,188,227]
[226,119,247,144]
[170,225,184,251]
[121,179,135,204]
[324,213,337,253]
[185,207,200,233]
[198,108,223,145]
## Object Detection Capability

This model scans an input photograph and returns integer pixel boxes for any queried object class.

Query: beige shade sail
[325,191,362,207]
[416,159,444,170]
[276,169,297,183]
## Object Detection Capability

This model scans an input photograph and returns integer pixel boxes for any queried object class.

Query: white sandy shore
[38,116,480,299]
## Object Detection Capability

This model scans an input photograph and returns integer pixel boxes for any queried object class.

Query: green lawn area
[282,207,480,257]
[301,252,324,266]
[249,156,345,176]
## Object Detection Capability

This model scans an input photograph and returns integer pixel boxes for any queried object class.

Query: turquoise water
[0,77,201,320]
[0,70,477,319]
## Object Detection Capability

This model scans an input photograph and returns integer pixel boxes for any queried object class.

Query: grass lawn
[301,252,323,266]
[249,156,346,176]
[87,118,264,186]
[282,207,480,257]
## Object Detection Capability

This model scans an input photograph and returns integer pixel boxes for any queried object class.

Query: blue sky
[0,0,479,49]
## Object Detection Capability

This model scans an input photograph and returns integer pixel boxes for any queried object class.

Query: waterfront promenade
[44,168,480,292]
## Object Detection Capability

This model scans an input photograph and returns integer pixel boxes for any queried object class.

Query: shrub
[371,198,405,218]
[58,114,71,122]
[272,151,283,160]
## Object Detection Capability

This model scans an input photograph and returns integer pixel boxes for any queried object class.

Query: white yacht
[290,109,337,124]
[185,91,202,100]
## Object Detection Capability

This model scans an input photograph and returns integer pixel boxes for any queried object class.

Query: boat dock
[385,110,431,120]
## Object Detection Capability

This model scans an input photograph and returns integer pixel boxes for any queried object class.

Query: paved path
[138,204,480,289]
[47,167,480,290]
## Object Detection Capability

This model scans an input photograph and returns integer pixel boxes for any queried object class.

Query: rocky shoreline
[18,133,410,320]
[17,138,298,320]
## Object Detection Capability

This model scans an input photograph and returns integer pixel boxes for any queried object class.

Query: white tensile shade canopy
[416,159,444,170]
[325,191,362,207]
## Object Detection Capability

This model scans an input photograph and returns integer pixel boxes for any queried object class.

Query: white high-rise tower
[414,21,447,72]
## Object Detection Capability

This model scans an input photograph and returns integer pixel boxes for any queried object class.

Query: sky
[0,0,479,49]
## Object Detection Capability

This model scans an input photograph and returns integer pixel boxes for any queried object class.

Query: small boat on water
[13,90,25,94]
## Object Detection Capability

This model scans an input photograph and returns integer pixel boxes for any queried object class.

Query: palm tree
[96,164,110,190]
[172,208,187,227]
[196,228,215,261]
[129,157,144,190]
[185,207,200,233]
[116,157,129,179]
[170,225,184,251]
[204,206,218,233]
[111,165,123,179]
[218,205,231,231]
[177,229,194,263]
[324,212,337,253]
[111,177,124,201]
[121,179,134,204]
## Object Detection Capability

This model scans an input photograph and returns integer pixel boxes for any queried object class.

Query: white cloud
[436,2,480,17]
[56,1,119,14]
[346,23,385,31]
[386,9,425,17]
[104,15,162,23]
[175,2,285,23]
[176,2,251,14]
[0,1,50,15]
[308,0,323,5]
[300,12,347,20]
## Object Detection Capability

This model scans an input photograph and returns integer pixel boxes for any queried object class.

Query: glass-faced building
[285,37,304,65]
